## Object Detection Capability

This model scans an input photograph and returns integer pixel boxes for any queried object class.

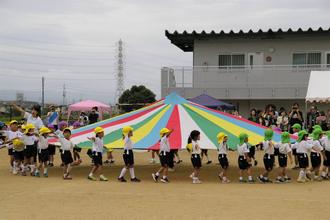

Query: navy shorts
[323,151,330,167]
[292,148,297,156]
[218,154,229,169]
[25,144,37,159]
[248,146,256,158]
[123,150,134,166]
[61,150,73,165]
[310,152,321,168]
[298,153,309,168]
[278,153,288,168]
[238,156,250,170]
[159,151,169,167]
[92,151,103,166]
[38,149,49,163]
[191,154,202,168]
[13,150,24,161]
[263,154,275,171]
[48,144,56,155]
[8,148,13,156]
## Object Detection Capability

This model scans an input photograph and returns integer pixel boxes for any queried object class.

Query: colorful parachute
[52,93,296,150]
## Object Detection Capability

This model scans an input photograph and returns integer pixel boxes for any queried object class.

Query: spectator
[263,104,277,128]
[288,103,304,133]
[12,103,44,131]
[248,109,258,123]
[79,112,89,126]
[88,106,99,124]
[327,109,330,131]
[47,105,59,130]
[307,106,319,133]
[316,111,327,131]
[276,110,289,131]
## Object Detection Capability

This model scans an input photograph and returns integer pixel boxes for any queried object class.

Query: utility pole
[62,84,66,106]
[41,76,45,114]
[115,39,125,103]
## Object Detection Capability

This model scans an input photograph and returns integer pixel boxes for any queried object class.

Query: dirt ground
[0,149,328,220]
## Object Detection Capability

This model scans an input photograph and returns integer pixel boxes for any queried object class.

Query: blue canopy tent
[189,94,235,110]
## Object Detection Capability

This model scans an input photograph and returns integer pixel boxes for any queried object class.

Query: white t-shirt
[296,140,313,154]
[160,136,170,153]
[22,134,37,146]
[275,143,292,155]
[37,136,49,150]
[263,140,275,155]
[24,112,44,130]
[191,140,201,155]
[218,142,228,154]
[6,130,23,149]
[311,140,323,153]
[237,143,249,157]
[124,136,133,150]
[92,137,104,153]
[58,137,74,151]
[323,137,330,151]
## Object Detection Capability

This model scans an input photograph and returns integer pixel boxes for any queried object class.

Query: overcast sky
[0,0,330,105]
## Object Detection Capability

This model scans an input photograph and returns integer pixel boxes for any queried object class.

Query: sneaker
[192,178,202,184]
[306,173,312,181]
[110,160,115,164]
[149,159,156,164]
[239,179,247,183]
[99,175,108,181]
[44,172,48,178]
[248,179,255,184]
[257,176,266,183]
[118,177,127,182]
[34,171,40,177]
[321,175,329,180]
[275,177,285,183]
[152,173,159,182]
[131,178,141,182]
[160,177,169,183]
[88,175,97,181]
[104,160,110,164]
[12,169,18,175]
[264,178,272,183]
[284,176,291,182]
[222,179,230,183]
[206,160,212,164]
[63,174,72,180]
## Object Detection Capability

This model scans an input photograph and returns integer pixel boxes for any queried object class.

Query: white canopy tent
[306,71,330,103]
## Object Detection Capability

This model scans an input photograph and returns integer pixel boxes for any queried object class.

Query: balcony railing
[161,64,330,99]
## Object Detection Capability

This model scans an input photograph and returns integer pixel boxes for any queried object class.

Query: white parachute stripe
[178,105,217,150]
[70,105,167,145]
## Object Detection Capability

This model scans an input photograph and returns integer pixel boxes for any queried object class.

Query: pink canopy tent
[67,100,111,120]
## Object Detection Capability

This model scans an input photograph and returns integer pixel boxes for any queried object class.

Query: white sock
[321,171,326,177]
[129,168,135,179]
[299,170,304,178]
[30,165,35,173]
[239,176,243,180]
[248,176,253,181]
[162,175,167,179]
[44,168,48,174]
[155,172,160,176]
[89,172,93,177]
[119,167,127,178]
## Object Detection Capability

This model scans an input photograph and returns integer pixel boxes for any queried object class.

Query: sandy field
[0,149,328,220]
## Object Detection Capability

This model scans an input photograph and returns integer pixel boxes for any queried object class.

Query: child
[291,123,301,169]
[275,132,293,183]
[257,129,275,183]
[104,150,115,164]
[12,138,25,175]
[149,150,159,164]
[22,123,38,176]
[189,130,202,184]
[201,149,212,164]
[36,127,51,177]
[47,125,56,167]
[237,133,254,183]
[321,131,330,179]
[117,126,140,182]
[5,120,22,173]
[87,127,108,181]
[152,128,173,183]
[296,130,319,183]
[308,128,323,181]
[217,132,230,183]
[55,128,75,180]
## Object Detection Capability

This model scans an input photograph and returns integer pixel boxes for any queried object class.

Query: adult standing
[288,103,304,133]
[46,106,59,130]
[88,106,99,125]
[306,106,319,133]
[12,104,44,131]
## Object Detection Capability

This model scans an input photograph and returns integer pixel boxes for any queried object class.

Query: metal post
[41,76,45,114]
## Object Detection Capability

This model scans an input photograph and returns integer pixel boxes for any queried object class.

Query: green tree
[118,85,156,112]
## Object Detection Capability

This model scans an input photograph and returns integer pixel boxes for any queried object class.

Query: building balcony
[161,64,330,100]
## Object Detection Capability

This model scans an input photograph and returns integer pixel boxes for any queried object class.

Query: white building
[162,28,330,116]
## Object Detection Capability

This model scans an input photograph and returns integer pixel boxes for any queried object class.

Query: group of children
[1,119,330,184]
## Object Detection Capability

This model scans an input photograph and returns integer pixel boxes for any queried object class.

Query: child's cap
[58,121,68,130]
[24,123,35,134]
[312,128,323,141]
[264,129,274,141]
[47,124,55,129]
[238,133,248,145]
[39,127,51,135]
[312,125,322,132]
[292,123,301,130]
[297,130,308,142]
[63,127,72,133]
[94,127,104,134]
[9,120,18,125]
[217,132,227,143]
[160,128,172,137]
[12,139,25,151]
[281,132,290,144]
[122,126,133,136]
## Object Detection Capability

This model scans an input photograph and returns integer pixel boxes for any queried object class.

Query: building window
[219,54,245,68]
[292,52,321,65]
